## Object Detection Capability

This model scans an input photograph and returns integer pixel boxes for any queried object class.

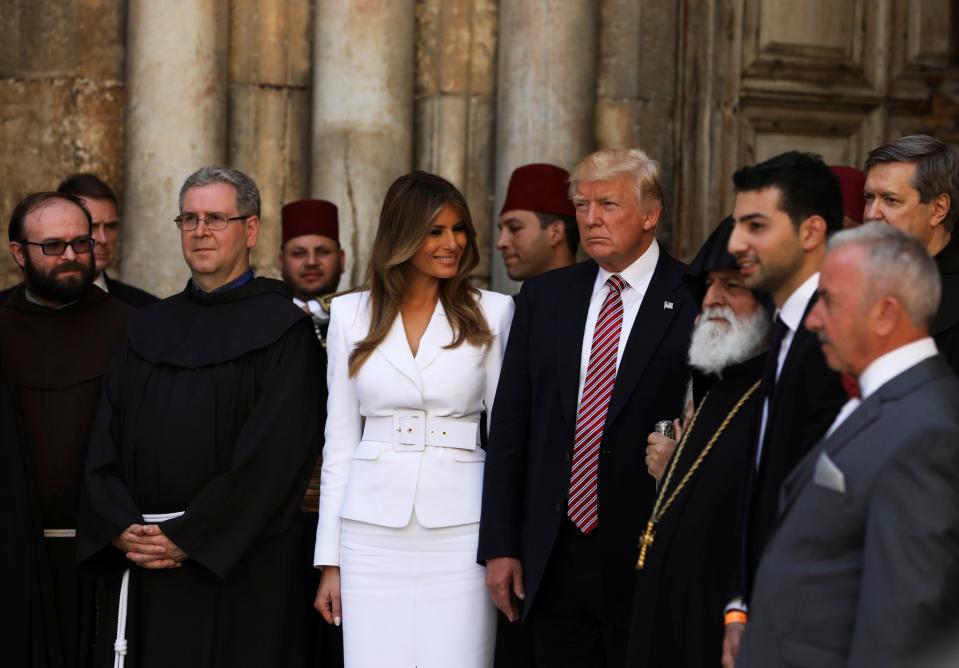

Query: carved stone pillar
[415,0,498,286]
[492,1,599,293]
[311,0,415,287]
[121,0,228,296]
[229,0,312,278]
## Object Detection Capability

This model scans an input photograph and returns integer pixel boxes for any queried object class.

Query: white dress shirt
[754,272,819,468]
[576,239,660,406]
[94,272,109,293]
[825,337,938,437]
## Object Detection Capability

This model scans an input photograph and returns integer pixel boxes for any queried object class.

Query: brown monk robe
[0,285,132,668]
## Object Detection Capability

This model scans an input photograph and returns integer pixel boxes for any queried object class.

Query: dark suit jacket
[104,275,158,307]
[741,296,845,603]
[478,253,697,622]
[738,354,959,668]
[933,233,959,373]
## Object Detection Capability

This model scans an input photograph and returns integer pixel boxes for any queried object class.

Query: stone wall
[1,1,955,295]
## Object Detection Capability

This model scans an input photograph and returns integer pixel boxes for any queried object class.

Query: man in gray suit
[737,222,959,668]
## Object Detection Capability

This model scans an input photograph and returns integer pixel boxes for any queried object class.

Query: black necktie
[761,315,789,404]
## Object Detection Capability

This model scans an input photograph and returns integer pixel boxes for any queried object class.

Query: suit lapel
[377,312,423,392]
[605,253,685,427]
[777,398,880,518]
[558,263,598,428]
[416,301,453,372]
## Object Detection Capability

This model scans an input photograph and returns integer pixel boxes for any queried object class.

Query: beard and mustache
[23,252,96,304]
[688,304,771,376]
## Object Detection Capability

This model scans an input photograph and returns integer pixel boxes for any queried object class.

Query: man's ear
[546,220,566,248]
[929,193,951,229]
[245,216,260,250]
[641,203,662,232]
[9,241,26,270]
[799,215,827,251]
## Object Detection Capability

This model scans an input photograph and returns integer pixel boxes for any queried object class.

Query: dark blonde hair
[349,171,492,376]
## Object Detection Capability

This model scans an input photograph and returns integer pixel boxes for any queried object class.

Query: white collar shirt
[755,272,820,468]
[577,239,660,407]
[826,337,938,437]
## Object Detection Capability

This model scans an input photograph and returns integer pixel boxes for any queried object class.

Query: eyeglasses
[174,213,251,231]
[20,236,95,256]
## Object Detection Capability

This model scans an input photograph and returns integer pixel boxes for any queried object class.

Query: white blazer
[314,289,514,566]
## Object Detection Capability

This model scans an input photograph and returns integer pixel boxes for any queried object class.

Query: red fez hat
[500,163,575,218]
[830,166,866,224]
[281,199,339,244]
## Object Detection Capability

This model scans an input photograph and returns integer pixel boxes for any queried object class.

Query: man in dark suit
[722,152,847,667]
[863,134,959,372]
[738,223,959,668]
[58,173,157,306]
[479,148,697,666]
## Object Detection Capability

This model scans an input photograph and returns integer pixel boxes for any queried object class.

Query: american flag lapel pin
[664,300,674,310]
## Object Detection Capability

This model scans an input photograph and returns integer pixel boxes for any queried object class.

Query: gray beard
[688,304,771,376]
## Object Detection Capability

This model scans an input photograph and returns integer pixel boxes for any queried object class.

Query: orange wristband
[724,610,748,626]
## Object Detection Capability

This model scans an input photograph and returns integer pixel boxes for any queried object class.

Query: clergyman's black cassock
[0,286,132,668]
[625,355,764,667]
[0,361,63,668]
[933,232,959,373]
[77,278,324,668]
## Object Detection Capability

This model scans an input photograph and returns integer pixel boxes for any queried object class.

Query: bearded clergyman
[624,216,771,667]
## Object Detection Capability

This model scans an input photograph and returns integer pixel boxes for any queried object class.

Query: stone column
[229,0,312,279]
[311,0,415,288]
[0,0,126,288]
[597,0,681,249]
[121,0,228,297]
[415,0,498,287]
[493,1,599,293]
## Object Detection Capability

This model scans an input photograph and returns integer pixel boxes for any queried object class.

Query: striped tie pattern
[567,274,627,534]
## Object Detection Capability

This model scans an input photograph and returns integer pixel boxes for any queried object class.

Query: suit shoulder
[476,289,513,313]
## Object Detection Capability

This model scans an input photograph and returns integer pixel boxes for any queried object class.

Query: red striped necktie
[567,274,627,535]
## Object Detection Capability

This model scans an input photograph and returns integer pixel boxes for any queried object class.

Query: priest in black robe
[0,360,62,668]
[76,166,324,668]
[625,217,771,667]
[0,190,132,668]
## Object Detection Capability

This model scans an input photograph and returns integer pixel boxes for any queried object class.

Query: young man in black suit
[58,173,158,306]
[479,148,697,667]
[721,152,847,667]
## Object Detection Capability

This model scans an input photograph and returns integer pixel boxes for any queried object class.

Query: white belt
[362,411,480,452]
[115,511,185,668]
[43,528,76,538]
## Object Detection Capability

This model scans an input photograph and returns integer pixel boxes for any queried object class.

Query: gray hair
[569,148,665,219]
[178,165,261,217]
[827,222,941,327]
[864,134,959,232]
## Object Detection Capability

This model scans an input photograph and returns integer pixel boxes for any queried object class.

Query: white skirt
[339,513,495,668]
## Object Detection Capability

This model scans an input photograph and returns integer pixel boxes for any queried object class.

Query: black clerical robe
[625,354,764,668]
[934,233,959,373]
[77,278,324,668]
[0,286,132,668]
[0,362,62,667]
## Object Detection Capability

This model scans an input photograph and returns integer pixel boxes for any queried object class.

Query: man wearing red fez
[279,197,346,666]
[829,165,866,229]
[279,199,346,344]
[496,163,579,281]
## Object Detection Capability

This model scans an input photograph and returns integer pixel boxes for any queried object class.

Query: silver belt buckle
[393,411,426,452]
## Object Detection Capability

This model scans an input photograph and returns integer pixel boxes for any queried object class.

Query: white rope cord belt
[42,528,76,538]
[115,511,185,668]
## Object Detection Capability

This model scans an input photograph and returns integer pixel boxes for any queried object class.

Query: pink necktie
[567,274,627,534]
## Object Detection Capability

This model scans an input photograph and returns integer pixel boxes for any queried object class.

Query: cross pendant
[636,520,656,570]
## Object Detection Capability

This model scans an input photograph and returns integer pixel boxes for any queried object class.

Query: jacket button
[554,503,562,512]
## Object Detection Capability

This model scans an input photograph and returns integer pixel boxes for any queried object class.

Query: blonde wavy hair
[348,171,492,376]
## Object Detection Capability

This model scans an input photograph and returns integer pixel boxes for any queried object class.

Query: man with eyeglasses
[76,165,324,668]
[0,190,133,668]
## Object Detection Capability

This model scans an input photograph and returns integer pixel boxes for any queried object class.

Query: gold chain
[636,379,761,569]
